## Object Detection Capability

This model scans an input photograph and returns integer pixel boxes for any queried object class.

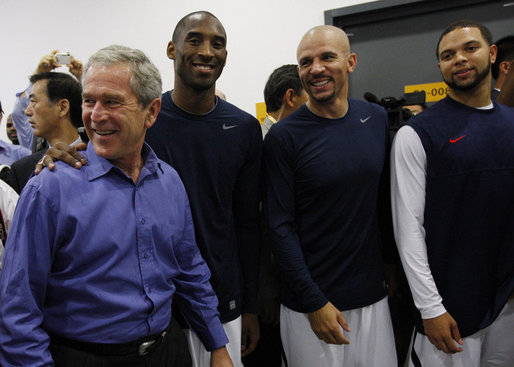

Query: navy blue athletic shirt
[408,97,514,337]
[146,91,262,323]
[263,100,390,313]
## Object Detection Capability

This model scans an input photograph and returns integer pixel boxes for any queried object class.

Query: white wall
[0,0,377,142]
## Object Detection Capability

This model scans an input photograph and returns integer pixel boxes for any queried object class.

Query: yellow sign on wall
[404,82,449,102]
[256,102,267,125]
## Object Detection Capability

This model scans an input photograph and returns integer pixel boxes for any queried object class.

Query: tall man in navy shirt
[391,20,514,367]
[0,45,233,367]
[145,13,261,366]
[36,11,261,367]
[263,25,396,367]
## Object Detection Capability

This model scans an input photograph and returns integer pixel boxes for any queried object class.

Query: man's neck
[269,111,280,122]
[306,96,349,119]
[46,123,80,147]
[494,76,504,92]
[448,81,492,108]
[110,154,144,183]
[171,82,217,115]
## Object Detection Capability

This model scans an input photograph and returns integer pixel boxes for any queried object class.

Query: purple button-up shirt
[0,139,31,165]
[12,84,33,150]
[0,143,228,366]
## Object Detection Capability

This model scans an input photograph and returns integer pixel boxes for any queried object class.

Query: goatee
[443,61,491,92]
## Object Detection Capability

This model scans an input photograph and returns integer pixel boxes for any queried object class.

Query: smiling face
[297,26,356,108]
[438,27,496,93]
[82,63,159,170]
[168,13,227,92]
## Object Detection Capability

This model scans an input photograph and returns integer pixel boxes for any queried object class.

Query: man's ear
[144,98,162,129]
[489,44,497,65]
[57,99,70,117]
[167,41,176,60]
[284,88,296,108]
[500,60,511,75]
[347,53,357,74]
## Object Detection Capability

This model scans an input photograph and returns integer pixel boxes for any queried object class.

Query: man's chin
[447,79,482,92]
[311,93,335,104]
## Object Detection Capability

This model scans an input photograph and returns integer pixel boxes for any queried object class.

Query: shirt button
[141,218,145,224]
[143,252,148,259]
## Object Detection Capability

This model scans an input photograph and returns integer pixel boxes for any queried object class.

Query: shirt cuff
[420,302,447,320]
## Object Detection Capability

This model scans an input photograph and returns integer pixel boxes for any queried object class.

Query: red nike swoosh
[449,135,467,143]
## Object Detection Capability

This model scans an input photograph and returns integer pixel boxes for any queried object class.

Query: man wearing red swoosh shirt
[391,20,514,367]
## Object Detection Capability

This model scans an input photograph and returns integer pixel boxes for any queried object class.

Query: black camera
[364,91,426,134]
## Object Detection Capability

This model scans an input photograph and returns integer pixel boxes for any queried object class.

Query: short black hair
[264,64,303,113]
[172,11,225,44]
[436,20,493,59]
[492,35,514,80]
[29,72,83,128]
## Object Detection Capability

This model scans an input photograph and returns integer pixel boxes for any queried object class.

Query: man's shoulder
[11,143,31,154]
[273,105,310,128]
[155,95,259,128]
[153,155,182,181]
[348,98,388,119]
[11,150,45,170]
[218,100,260,125]
[406,98,451,127]
[264,106,313,145]
[20,160,86,206]
[494,100,514,116]
[0,140,31,157]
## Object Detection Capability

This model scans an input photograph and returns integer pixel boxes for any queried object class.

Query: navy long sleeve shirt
[146,93,262,322]
[263,101,389,313]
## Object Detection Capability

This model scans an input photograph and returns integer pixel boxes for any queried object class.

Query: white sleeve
[0,180,19,270]
[391,126,446,320]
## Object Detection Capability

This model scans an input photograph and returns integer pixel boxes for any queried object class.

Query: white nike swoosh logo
[223,123,238,130]
[360,116,371,123]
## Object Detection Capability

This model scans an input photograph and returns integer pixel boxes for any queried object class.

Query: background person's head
[492,35,514,89]
[264,64,308,121]
[25,72,82,144]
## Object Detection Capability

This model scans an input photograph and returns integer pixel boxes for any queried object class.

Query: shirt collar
[85,142,162,182]
[48,136,83,149]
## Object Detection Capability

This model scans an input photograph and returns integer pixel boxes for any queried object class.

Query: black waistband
[49,327,169,357]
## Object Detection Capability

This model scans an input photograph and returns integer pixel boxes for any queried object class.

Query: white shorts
[184,316,243,367]
[280,296,397,367]
[406,297,514,367]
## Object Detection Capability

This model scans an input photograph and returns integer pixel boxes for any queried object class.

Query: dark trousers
[50,317,191,367]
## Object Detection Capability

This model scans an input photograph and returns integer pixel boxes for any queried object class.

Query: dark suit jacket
[5,150,46,194]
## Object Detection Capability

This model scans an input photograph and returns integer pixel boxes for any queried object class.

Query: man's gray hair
[83,45,162,107]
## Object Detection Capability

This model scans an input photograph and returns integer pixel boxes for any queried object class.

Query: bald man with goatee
[263,25,397,367]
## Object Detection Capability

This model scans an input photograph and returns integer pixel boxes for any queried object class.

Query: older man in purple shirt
[0,45,233,367]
